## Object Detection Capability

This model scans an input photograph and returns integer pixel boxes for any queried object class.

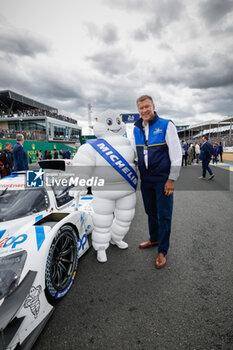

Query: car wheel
[45,225,78,302]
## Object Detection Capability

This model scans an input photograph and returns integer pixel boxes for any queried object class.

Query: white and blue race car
[0,160,93,350]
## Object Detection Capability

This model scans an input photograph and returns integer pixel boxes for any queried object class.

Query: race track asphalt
[33,164,233,350]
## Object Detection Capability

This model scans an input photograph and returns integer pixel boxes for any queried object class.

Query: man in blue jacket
[133,95,182,269]
[217,141,223,162]
[13,134,29,171]
[65,148,71,159]
[198,136,215,180]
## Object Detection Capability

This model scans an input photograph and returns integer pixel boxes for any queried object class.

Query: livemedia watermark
[0,165,230,192]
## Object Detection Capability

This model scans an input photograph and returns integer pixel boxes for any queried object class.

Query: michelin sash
[87,139,138,191]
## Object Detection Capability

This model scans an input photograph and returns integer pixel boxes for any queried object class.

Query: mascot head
[93,110,126,138]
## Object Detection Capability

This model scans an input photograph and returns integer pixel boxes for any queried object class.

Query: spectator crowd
[0,108,77,125]
[0,128,45,141]
[36,148,75,161]
[0,133,76,179]
[181,140,224,167]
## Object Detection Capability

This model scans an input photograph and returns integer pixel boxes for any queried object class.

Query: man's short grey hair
[136,95,154,106]
[16,134,24,141]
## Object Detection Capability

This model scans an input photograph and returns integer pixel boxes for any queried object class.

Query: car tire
[45,225,78,302]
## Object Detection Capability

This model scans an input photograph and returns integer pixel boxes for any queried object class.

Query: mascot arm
[72,143,95,185]
[74,143,96,166]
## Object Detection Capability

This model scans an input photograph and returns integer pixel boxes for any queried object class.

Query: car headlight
[0,250,27,300]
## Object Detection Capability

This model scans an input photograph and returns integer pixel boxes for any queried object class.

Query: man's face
[137,98,155,123]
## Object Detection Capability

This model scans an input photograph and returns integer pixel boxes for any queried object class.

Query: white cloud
[0,0,232,127]
[85,22,119,45]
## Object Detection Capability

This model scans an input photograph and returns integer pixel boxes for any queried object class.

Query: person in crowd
[28,152,32,164]
[43,150,48,160]
[194,142,200,164]
[181,142,185,166]
[192,143,196,163]
[39,150,43,160]
[62,150,66,159]
[133,95,182,269]
[13,134,28,171]
[0,142,13,178]
[187,143,194,165]
[217,141,223,162]
[72,150,76,158]
[36,151,39,161]
[47,151,52,159]
[65,148,71,159]
[212,142,219,164]
[181,141,188,166]
[198,136,215,180]
[54,149,58,159]
[9,143,14,167]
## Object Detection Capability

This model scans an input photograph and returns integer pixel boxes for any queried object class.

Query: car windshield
[0,188,50,222]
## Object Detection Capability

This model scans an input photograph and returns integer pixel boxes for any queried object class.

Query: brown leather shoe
[155,253,167,269]
[139,240,159,249]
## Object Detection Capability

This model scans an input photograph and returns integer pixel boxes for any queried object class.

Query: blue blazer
[13,142,29,171]
[199,141,213,161]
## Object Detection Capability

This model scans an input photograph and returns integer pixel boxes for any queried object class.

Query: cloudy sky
[0,0,233,128]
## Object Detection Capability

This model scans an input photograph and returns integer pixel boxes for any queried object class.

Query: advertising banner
[80,135,96,145]
[223,147,233,153]
[121,114,140,123]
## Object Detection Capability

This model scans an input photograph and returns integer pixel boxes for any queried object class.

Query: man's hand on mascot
[164,179,174,196]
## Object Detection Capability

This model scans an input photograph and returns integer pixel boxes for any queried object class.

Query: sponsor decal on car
[24,285,42,318]
[79,213,85,225]
[0,237,9,248]
[55,272,76,299]
[0,230,6,239]
[1,234,28,249]
[77,233,89,258]
[78,233,87,251]
[0,230,9,248]
[35,226,46,251]
[34,215,47,251]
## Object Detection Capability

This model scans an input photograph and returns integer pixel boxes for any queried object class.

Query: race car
[0,160,93,350]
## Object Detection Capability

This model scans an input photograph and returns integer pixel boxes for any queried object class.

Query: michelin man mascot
[73,110,137,263]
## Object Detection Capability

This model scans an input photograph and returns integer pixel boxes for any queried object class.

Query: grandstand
[0,90,82,162]
[0,90,81,142]
[177,116,233,147]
